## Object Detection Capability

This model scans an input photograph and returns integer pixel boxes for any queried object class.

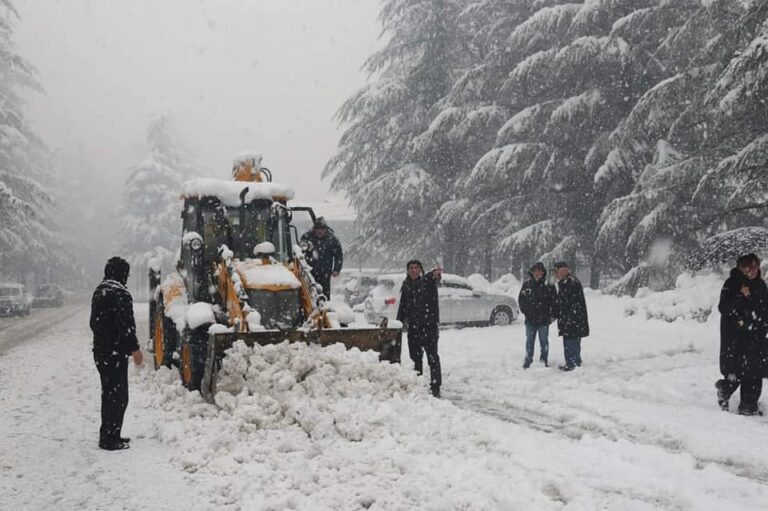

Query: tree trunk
[483,238,493,280]
[589,258,601,290]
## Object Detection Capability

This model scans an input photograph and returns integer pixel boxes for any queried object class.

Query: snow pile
[232,151,262,168]
[466,273,491,292]
[185,302,215,330]
[181,178,295,206]
[158,273,189,333]
[327,300,355,325]
[232,259,301,289]
[489,273,521,298]
[245,310,264,331]
[622,272,723,322]
[140,341,467,507]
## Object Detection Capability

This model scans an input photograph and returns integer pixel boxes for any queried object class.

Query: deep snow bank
[137,342,453,508]
[621,272,723,322]
[213,341,420,440]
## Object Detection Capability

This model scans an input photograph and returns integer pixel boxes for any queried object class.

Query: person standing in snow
[518,261,556,368]
[90,257,143,450]
[301,216,343,297]
[396,260,442,397]
[715,253,768,415]
[553,261,589,371]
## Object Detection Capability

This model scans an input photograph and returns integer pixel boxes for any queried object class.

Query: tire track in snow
[448,387,768,485]
[0,300,89,354]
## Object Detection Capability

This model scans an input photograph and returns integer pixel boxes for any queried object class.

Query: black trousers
[718,376,763,411]
[407,323,441,389]
[94,353,129,442]
[313,272,331,298]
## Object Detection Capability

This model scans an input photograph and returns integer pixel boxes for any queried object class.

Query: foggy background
[11,0,379,288]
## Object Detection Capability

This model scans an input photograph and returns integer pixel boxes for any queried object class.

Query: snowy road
[0,305,206,511]
[2,293,768,510]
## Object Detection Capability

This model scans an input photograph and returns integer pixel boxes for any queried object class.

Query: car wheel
[490,306,513,326]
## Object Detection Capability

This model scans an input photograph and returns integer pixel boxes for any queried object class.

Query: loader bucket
[200,325,402,403]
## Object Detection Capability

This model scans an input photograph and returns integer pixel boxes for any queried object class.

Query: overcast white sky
[15,0,380,207]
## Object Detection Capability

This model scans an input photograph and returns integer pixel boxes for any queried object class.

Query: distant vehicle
[33,284,64,308]
[363,273,519,327]
[343,271,385,306]
[0,283,31,317]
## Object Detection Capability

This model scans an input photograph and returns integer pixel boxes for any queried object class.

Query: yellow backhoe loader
[149,155,401,402]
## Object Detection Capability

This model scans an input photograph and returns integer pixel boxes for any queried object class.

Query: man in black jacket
[301,216,343,297]
[553,261,589,371]
[518,262,556,368]
[90,257,143,450]
[396,259,442,397]
[716,253,768,415]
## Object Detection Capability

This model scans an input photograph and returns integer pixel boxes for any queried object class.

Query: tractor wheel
[179,327,208,391]
[153,299,177,370]
[490,306,514,326]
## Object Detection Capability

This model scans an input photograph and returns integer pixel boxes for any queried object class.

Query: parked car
[0,283,31,317]
[343,271,383,307]
[33,284,64,307]
[363,273,519,327]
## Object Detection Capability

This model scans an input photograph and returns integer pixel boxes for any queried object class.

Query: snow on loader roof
[181,178,295,206]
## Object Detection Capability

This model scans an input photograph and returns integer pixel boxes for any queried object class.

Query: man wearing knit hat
[518,261,556,368]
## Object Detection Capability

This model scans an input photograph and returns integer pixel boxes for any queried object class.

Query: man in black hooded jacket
[518,261,556,368]
[716,253,768,415]
[301,216,343,297]
[90,257,143,450]
[397,259,442,397]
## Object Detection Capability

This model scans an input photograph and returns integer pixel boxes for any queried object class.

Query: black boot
[99,440,130,451]
[715,381,729,411]
[431,386,440,398]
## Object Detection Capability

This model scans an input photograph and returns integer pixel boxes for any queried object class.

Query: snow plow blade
[200,325,402,403]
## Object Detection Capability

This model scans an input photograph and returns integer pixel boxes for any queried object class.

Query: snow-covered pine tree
[117,114,193,296]
[324,0,471,268]
[0,0,68,281]
[595,0,760,293]
[455,1,656,284]
[694,1,768,235]
[436,1,576,279]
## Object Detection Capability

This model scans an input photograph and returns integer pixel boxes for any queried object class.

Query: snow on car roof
[440,274,469,286]
[377,273,406,284]
[181,178,295,206]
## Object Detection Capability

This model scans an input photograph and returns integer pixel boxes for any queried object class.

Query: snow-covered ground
[2,289,768,510]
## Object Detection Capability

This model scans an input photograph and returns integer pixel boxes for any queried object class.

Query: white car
[0,283,31,317]
[364,273,519,327]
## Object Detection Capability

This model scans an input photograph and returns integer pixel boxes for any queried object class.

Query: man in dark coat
[519,261,556,368]
[396,259,442,397]
[90,257,143,450]
[553,261,589,371]
[715,253,768,415]
[301,216,343,297]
